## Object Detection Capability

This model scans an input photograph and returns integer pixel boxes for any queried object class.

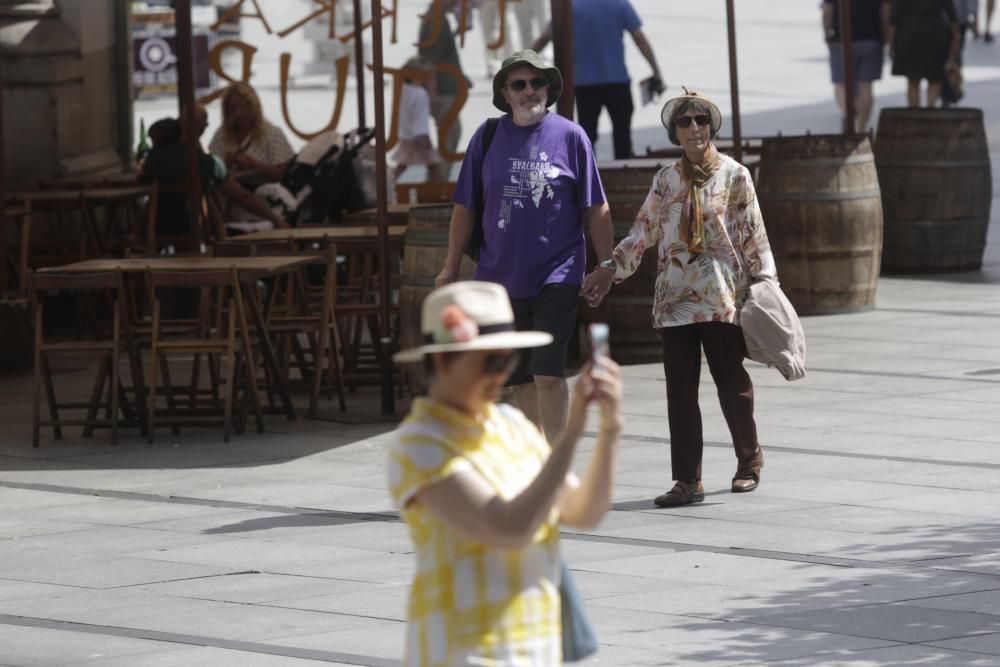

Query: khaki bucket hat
[492,49,564,113]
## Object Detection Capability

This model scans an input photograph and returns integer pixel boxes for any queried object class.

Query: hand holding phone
[588,323,610,366]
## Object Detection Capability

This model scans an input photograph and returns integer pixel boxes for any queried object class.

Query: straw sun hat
[393,281,552,363]
[660,87,723,146]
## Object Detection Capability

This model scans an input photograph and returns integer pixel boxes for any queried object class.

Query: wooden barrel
[756,134,882,315]
[875,108,992,273]
[582,164,664,364]
[399,204,475,394]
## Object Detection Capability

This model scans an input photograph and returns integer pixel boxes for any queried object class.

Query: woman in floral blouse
[582,88,776,507]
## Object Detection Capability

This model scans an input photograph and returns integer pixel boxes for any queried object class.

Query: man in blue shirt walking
[534,0,665,159]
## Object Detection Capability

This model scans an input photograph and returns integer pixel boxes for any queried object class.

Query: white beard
[512,101,546,125]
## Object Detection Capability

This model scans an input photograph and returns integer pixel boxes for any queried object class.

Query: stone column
[1,0,126,189]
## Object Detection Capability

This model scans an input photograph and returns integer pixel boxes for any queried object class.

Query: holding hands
[580,266,615,308]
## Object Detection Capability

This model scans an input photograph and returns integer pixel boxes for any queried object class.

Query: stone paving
[2,1,1000,665]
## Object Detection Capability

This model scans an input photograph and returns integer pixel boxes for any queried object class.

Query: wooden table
[7,185,153,258]
[41,173,139,189]
[217,224,407,247]
[40,255,320,422]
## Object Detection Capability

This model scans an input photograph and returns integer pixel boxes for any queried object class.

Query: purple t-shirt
[454,113,606,298]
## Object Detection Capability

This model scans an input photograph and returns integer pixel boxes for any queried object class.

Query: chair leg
[189,352,203,411]
[110,307,120,445]
[83,356,110,438]
[40,356,62,440]
[330,322,347,412]
[233,353,248,435]
[147,306,160,444]
[223,305,237,442]
[235,310,264,435]
[222,349,235,444]
[127,341,148,437]
[307,329,322,419]
[32,307,43,447]
[241,342,264,434]
[208,352,222,408]
[158,352,181,436]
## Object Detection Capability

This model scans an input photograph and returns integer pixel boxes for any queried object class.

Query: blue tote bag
[560,559,598,662]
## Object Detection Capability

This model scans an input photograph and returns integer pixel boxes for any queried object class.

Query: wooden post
[839,0,856,134]
[550,0,574,119]
[725,0,743,164]
[175,0,204,248]
[353,0,366,127]
[370,0,395,415]
[0,58,7,297]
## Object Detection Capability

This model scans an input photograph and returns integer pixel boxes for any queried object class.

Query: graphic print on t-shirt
[497,145,561,231]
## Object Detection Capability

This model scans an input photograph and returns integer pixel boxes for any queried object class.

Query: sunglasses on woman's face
[482,351,522,375]
[506,76,548,92]
[675,114,711,128]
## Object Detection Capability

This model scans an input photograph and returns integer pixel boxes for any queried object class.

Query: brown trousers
[660,322,760,482]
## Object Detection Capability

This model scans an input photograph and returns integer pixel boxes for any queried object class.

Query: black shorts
[507,283,580,386]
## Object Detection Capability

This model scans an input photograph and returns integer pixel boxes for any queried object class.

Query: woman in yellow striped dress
[389,281,623,666]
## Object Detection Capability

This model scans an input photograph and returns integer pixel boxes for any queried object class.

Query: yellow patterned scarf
[680,144,722,254]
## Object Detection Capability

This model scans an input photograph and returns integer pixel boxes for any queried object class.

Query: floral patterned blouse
[611,153,777,328]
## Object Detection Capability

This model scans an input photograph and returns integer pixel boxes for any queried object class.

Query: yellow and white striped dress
[388,398,562,666]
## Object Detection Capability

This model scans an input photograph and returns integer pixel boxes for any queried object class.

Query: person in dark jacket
[887,0,961,106]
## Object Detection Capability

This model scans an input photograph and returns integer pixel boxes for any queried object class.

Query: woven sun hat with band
[660,87,723,146]
[492,49,564,113]
[393,281,553,363]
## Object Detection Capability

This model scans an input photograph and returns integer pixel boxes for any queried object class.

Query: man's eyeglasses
[675,114,712,128]
[506,77,548,92]
[482,351,521,375]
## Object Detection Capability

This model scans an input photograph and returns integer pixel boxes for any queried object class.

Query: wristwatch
[597,258,616,272]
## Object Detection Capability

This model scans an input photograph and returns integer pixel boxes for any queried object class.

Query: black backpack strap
[481,117,500,156]
[465,117,500,261]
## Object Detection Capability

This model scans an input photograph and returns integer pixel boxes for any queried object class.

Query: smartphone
[588,323,610,366]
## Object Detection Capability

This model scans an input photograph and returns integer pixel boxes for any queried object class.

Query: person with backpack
[434,50,614,443]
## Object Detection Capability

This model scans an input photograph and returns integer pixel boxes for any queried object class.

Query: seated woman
[208,82,294,181]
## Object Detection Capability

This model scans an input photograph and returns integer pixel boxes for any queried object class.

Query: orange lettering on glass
[197,40,258,106]
[210,0,272,34]
[280,53,350,141]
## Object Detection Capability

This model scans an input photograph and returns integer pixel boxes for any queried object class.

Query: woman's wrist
[598,420,623,436]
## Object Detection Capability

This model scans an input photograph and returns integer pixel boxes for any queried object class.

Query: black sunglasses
[506,76,548,92]
[675,114,711,128]
[482,350,522,375]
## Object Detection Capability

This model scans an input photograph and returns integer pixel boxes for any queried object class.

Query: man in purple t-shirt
[435,50,614,441]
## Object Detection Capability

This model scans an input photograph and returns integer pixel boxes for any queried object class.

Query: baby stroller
[259,126,376,226]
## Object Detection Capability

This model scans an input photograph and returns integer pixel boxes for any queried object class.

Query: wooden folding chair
[215,241,347,417]
[145,266,262,442]
[141,179,227,256]
[31,269,132,446]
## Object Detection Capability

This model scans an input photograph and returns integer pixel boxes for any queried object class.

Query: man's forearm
[444,203,474,269]
[221,178,283,226]
[586,202,614,262]
[532,24,552,53]
[630,30,661,78]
